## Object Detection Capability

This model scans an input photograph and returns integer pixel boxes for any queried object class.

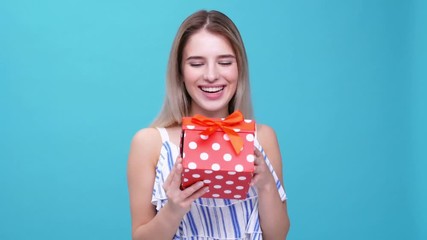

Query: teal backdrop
[1,0,426,239]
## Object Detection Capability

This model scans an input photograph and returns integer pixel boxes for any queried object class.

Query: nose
[203,64,219,82]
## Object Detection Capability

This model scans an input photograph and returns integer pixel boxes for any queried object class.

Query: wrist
[162,202,187,222]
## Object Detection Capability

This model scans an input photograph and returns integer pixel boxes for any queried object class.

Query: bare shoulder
[256,123,284,178]
[256,123,279,150]
[131,127,161,145]
[129,127,162,167]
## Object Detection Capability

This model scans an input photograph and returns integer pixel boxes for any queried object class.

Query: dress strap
[156,127,170,143]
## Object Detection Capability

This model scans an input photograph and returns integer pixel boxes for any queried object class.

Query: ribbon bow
[190,111,245,154]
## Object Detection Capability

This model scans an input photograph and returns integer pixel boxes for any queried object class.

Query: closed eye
[218,61,233,66]
[189,62,204,67]
[218,55,236,66]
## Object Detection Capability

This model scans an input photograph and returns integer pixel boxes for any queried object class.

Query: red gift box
[180,111,255,199]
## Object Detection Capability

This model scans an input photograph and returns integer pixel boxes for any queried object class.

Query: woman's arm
[253,124,290,240]
[127,128,208,240]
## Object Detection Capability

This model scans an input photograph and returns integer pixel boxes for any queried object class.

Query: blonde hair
[151,10,253,127]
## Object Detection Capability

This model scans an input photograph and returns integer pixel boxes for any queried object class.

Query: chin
[198,103,230,114]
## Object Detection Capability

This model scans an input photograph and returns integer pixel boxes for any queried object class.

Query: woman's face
[182,29,238,118]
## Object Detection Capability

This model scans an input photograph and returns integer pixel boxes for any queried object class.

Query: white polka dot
[214,185,222,189]
[188,162,197,169]
[246,134,254,142]
[200,152,209,160]
[203,179,211,184]
[234,195,242,199]
[189,142,197,149]
[204,170,213,174]
[233,128,241,132]
[235,164,244,172]
[223,153,232,161]
[244,119,252,123]
[228,171,236,175]
[183,178,189,182]
[200,134,209,140]
[215,175,224,180]
[224,190,232,194]
[192,174,201,178]
[212,143,220,151]
[226,181,234,185]
[246,154,255,162]
[187,125,195,129]
[236,186,244,190]
[212,164,220,171]
[223,134,230,141]
[238,176,247,181]
[212,194,220,197]
[184,169,190,172]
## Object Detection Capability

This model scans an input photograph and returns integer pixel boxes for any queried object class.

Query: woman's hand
[250,148,277,192]
[163,157,209,217]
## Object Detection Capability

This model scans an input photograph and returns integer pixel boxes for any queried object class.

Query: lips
[199,86,225,93]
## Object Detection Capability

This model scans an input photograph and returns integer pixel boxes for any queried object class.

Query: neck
[189,108,229,119]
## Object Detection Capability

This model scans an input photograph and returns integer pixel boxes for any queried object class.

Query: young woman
[127,10,290,240]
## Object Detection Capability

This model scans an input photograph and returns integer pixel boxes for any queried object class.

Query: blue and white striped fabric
[152,128,287,240]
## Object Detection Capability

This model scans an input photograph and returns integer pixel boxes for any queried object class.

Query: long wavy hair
[151,10,253,127]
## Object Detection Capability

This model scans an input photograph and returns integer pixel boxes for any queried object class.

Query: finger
[250,174,259,186]
[163,171,174,192]
[253,165,259,174]
[253,149,263,164]
[253,157,268,175]
[253,156,260,166]
[163,167,176,191]
[164,158,183,191]
[181,181,205,199]
[185,185,209,204]
[255,157,269,173]
[254,148,262,158]
[169,160,183,189]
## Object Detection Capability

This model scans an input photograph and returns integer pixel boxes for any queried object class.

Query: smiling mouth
[200,86,225,93]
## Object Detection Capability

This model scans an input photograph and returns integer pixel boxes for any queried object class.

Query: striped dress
[152,128,287,240]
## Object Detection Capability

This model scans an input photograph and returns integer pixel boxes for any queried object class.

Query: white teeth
[201,86,224,93]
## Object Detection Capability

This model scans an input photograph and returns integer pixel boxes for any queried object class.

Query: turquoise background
[1,0,425,239]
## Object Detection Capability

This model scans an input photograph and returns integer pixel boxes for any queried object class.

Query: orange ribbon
[190,111,245,155]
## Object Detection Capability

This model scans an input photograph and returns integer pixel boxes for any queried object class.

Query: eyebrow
[185,54,236,61]
[217,54,236,59]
